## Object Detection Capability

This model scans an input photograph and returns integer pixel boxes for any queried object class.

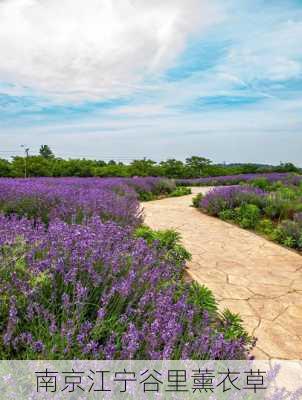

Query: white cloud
[0,0,221,103]
[218,18,302,84]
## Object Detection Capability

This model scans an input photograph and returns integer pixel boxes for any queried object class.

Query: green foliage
[282,236,296,248]
[250,177,270,190]
[135,225,181,251]
[277,186,297,200]
[129,158,159,177]
[270,181,286,191]
[251,178,285,192]
[52,158,95,177]
[275,220,302,248]
[275,162,300,173]
[169,187,191,197]
[159,159,185,178]
[94,163,129,177]
[134,226,191,266]
[192,193,203,208]
[188,283,217,314]
[256,218,275,235]
[220,309,251,341]
[185,156,212,177]
[218,209,236,221]
[137,191,155,201]
[270,227,283,241]
[270,225,302,249]
[264,190,299,221]
[235,204,261,229]
[0,159,11,176]
[11,156,53,177]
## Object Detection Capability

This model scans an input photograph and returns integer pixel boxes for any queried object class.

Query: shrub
[137,191,154,201]
[200,186,267,216]
[273,220,302,249]
[282,236,296,248]
[270,181,286,191]
[250,177,270,190]
[169,187,191,197]
[279,220,301,241]
[154,178,176,195]
[219,310,251,342]
[264,192,298,221]
[278,186,298,200]
[135,226,191,267]
[218,209,236,221]
[257,219,275,236]
[192,193,203,208]
[235,204,261,229]
[188,283,217,314]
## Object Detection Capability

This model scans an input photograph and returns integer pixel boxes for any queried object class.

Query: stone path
[142,187,302,359]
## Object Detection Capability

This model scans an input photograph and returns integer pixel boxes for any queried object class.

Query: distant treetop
[39,145,54,159]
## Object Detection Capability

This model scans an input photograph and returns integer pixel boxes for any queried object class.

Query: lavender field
[0,177,253,360]
[177,172,302,187]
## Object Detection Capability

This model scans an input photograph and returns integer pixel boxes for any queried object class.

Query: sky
[0,0,301,164]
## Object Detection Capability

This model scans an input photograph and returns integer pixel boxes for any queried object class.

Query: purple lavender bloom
[200,185,267,215]
[32,341,44,353]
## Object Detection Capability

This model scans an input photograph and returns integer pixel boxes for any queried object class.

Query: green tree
[185,156,212,177]
[39,144,54,159]
[95,164,130,177]
[0,158,12,177]
[276,162,300,173]
[159,159,184,178]
[11,156,52,177]
[129,158,158,176]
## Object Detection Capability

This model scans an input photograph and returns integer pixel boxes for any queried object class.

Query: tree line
[0,145,300,178]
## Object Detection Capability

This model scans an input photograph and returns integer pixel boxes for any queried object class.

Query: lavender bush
[199,186,268,216]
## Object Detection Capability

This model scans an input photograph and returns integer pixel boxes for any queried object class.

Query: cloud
[216,10,302,85]
[0,0,222,103]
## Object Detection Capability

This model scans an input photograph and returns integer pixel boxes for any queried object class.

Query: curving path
[142,187,302,359]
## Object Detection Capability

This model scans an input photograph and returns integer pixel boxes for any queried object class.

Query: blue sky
[0,0,301,164]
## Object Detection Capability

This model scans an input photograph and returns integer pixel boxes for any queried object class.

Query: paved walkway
[142,187,302,359]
